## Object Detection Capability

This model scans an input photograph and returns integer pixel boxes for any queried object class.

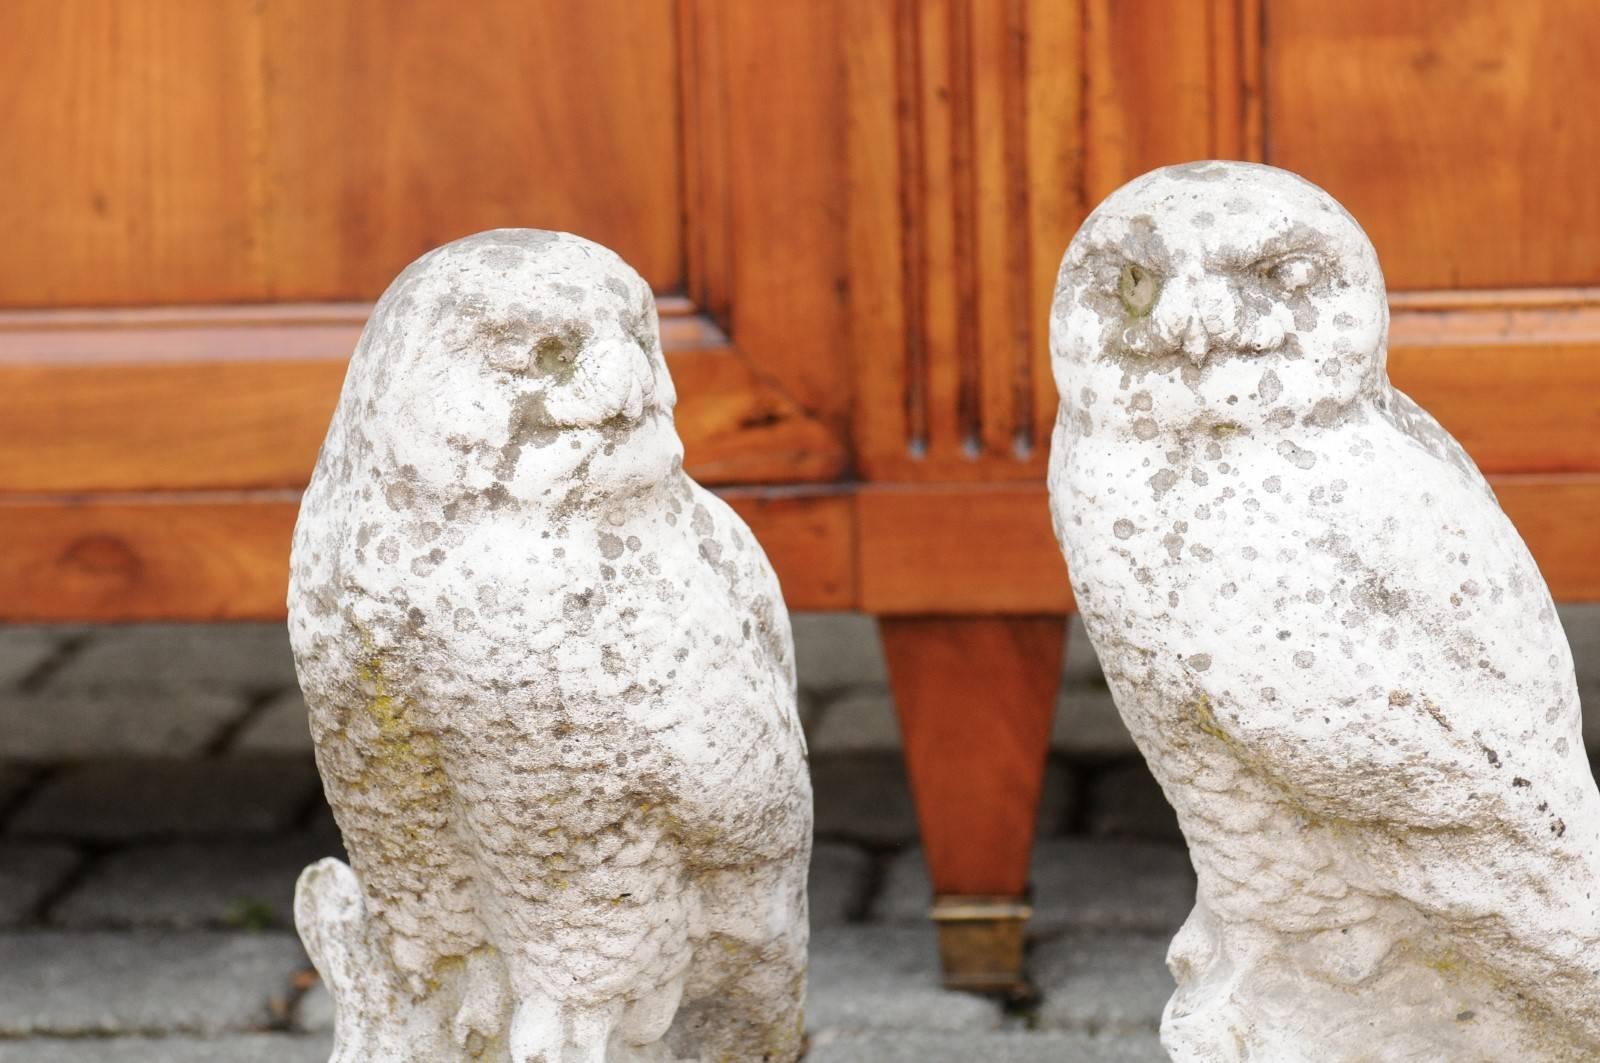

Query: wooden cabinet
[3,0,1597,988]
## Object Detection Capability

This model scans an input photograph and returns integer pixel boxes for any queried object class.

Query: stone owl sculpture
[1047,162,1600,1061]
[287,230,811,1063]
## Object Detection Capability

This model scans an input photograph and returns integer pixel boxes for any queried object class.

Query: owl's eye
[1118,263,1160,317]
[1259,253,1322,292]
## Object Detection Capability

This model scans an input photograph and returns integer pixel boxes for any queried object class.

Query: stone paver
[811,754,920,846]
[0,689,245,761]
[0,764,37,812]
[1052,683,1136,757]
[809,686,900,754]
[290,982,334,1034]
[0,1035,332,1063]
[50,836,336,930]
[54,624,298,694]
[0,843,81,926]
[0,931,308,1036]
[877,838,1194,935]
[1033,932,1173,1034]
[0,629,68,688]
[792,613,888,692]
[227,690,312,756]
[10,758,320,842]
[809,842,872,927]
[806,1029,1167,1063]
[805,925,1003,1035]
[1085,761,1183,843]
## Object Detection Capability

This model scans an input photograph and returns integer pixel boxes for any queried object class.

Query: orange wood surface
[1,0,1598,627]
[0,489,857,623]
[881,615,1065,896]
[1266,0,1600,290]
[0,0,683,305]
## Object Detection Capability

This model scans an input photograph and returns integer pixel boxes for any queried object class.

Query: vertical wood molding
[676,0,735,330]
[856,0,1082,480]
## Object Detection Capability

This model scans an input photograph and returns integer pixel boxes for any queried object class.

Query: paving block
[0,764,38,812]
[56,624,298,694]
[1084,761,1183,844]
[0,844,82,926]
[1052,683,1136,757]
[806,925,1003,1035]
[809,842,873,928]
[877,838,1194,935]
[1063,615,1106,686]
[227,690,313,756]
[811,754,920,847]
[0,931,309,1036]
[0,688,246,761]
[793,613,887,693]
[0,1035,333,1063]
[291,982,334,1034]
[806,1029,1168,1063]
[50,835,337,930]
[809,686,901,754]
[10,757,321,842]
[1033,932,1174,1034]
[0,628,69,687]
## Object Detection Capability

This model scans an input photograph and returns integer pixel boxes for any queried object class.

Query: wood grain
[1265,0,1600,289]
[849,0,1082,481]
[882,615,1064,896]
[0,488,856,622]
[0,302,846,492]
[0,0,682,306]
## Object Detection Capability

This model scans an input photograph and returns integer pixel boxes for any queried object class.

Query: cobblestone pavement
[1,610,1596,1061]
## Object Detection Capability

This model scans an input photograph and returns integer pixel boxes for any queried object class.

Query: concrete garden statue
[287,230,811,1062]
[1048,161,1600,1061]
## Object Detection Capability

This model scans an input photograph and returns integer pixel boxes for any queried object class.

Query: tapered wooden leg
[880,614,1067,995]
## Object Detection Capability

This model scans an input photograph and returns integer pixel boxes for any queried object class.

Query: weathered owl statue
[1048,162,1600,1061]
[288,230,811,1063]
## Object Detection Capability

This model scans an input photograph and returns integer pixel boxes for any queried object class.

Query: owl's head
[342,229,681,504]
[1051,162,1388,438]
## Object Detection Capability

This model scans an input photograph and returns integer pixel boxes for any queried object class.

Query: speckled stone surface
[288,231,811,1062]
[1048,162,1600,1061]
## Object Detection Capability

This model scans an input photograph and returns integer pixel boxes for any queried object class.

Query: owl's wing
[1375,383,1489,490]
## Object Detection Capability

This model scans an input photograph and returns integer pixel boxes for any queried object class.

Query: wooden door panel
[1266,0,1600,290]
[0,0,683,306]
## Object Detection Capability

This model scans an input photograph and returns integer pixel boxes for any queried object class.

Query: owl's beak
[1181,316,1211,366]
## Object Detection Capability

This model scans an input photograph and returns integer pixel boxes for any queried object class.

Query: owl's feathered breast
[1058,409,1584,837]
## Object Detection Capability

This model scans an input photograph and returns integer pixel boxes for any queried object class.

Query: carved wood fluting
[855,0,1078,481]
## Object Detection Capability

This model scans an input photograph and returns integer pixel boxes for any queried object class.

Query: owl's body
[289,230,809,1063]
[1049,163,1600,1061]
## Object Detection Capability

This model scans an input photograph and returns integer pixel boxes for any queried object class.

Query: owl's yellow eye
[1261,254,1321,292]
[1118,263,1160,317]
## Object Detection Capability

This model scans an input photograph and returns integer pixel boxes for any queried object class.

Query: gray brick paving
[808,841,873,927]
[0,764,37,812]
[0,1035,333,1063]
[49,836,336,930]
[0,844,82,926]
[226,690,313,757]
[1084,762,1183,843]
[0,628,67,687]
[806,1029,1168,1063]
[10,758,321,842]
[808,686,900,754]
[0,688,246,762]
[811,754,921,846]
[792,613,888,692]
[55,624,298,694]
[876,838,1195,935]
[805,925,1003,1035]
[290,983,334,1034]
[1033,932,1173,1034]
[0,931,308,1037]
